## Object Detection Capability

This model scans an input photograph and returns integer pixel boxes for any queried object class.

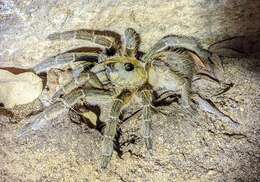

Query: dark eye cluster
[124,63,135,71]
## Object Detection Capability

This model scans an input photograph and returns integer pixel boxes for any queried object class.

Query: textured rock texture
[0,0,259,181]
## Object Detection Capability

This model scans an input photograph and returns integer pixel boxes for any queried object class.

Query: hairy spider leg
[140,85,154,151]
[101,90,132,169]
[142,35,211,63]
[33,52,101,74]
[47,29,122,52]
[123,28,140,57]
[51,71,104,101]
[17,89,85,137]
[18,89,112,137]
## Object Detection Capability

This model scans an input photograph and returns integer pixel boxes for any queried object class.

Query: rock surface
[0,0,259,181]
[0,0,260,68]
[0,70,42,108]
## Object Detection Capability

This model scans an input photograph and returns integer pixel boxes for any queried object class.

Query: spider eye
[124,63,134,71]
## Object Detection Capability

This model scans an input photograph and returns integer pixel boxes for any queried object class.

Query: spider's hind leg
[143,35,211,63]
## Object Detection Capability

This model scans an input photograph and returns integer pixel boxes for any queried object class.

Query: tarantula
[18,28,236,169]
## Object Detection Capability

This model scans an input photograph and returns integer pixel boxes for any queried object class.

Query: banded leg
[90,62,110,85]
[101,90,132,169]
[143,35,211,63]
[180,78,192,108]
[18,89,112,137]
[47,29,122,51]
[123,28,140,57]
[52,71,103,101]
[140,85,154,151]
[33,52,100,74]
[18,89,85,137]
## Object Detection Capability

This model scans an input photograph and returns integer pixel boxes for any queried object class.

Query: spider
[18,28,236,169]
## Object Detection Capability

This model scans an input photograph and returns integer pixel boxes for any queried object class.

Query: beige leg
[140,85,154,151]
[123,28,140,57]
[143,35,211,62]
[33,52,100,74]
[101,90,132,169]
[47,29,122,51]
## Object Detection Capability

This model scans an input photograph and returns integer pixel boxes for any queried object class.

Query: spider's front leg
[17,89,86,137]
[123,28,140,57]
[47,29,122,52]
[33,51,102,74]
[101,90,132,169]
[52,71,103,101]
[140,84,154,152]
[18,89,112,137]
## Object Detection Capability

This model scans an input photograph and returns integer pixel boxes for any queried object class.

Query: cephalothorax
[18,28,238,169]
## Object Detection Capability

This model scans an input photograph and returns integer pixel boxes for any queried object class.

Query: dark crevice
[221,132,256,145]
[136,51,145,61]
[153,93,179,107]
[120,134,141,147]
[105,47,117,56]
[213,82,234,96]
[0,108,14,118]
[120,108,142,123]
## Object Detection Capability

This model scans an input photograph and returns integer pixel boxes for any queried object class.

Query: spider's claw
[51,89,64,101]
[146,149,154,158]
[181,102,198,115]
[143,35,211,63]
[101,134,114,169]
[144,136,153,152]
[47,32,62,40]
[33,52,99,74]
[17,115,45,138]
[100,155,112,170]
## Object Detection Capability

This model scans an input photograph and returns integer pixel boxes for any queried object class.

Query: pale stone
[0,70,42,108]
[81,110,97,126]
